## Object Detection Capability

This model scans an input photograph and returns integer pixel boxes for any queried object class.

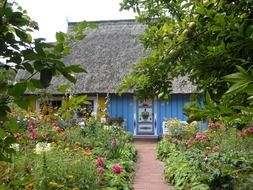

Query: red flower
[63,136,68,142]
[96,167,105,174]
[112,164,122,174]
[239,131,245,138]
[86,146,93,152]
[172,139,178,144]
[96,157,105,167]
[214,121,221,129]
[204,150,209,157]
[212,146,220,152]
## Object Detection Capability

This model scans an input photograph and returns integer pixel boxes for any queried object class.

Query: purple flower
[246,127,253,134]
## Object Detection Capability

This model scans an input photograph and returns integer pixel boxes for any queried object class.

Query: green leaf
[0,128,5,138]
[54,43,64,53]
[226,82,250,94]
[62,72,76,83]
[67,65,86,73]
[4,136,16,145]
[15,28,27,40]
[5,119,19,132]
[34,61,44,71]
[0,152,12,163]
[30,79,43,89]
[57,84,70,93]
[8,82,27,97]
[55,32,65,43]
[23,62,34,74]
[40,69,53,88]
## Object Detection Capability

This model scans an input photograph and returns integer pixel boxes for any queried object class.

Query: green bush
[158,119,253,190]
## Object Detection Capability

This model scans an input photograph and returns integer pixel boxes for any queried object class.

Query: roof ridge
[68,19,137,26]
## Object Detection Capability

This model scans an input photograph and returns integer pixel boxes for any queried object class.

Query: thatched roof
[17,19,195,94]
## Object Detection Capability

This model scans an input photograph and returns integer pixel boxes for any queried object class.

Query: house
[18,20,196,136]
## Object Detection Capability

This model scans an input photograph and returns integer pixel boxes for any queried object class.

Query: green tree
[0,0,95,162]
[118,0,253,103]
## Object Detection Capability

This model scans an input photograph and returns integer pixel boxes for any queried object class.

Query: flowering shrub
[1,111,136,190]
[158,118,253,190]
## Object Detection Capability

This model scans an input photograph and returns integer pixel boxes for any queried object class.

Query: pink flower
[96,167,105,174]
[111,140,119,147]
[28,120,35,131]
[15,132,21,138]
[96,157,105,167]
[212,146,220,152]
[29,130,38,140]
[246,127,253,134]
[55,126,62,133]
[195,133,207,141]
[112,164,122,174]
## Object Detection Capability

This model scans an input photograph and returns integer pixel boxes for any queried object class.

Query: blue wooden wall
[108,94,193,135]
[157,94,191,135]
[108,94,134,132]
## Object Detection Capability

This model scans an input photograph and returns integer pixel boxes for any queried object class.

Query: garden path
[133,140,173,190]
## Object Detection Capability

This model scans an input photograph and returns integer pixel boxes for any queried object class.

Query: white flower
[34,142,52,154]
[79,121,85,128]
[101,117,106,123]
[104,125,112,130]
[10,143,20,151]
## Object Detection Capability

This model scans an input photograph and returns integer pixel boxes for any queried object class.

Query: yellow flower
[51,142,58,147]
[48,181,58,186]
[64,147,70,152]
[75,159,81,163]
[72,187,79,190]
[68,175,74,179]
[83,151,91,156]
[56,183,65,188]
[25,183,33,189]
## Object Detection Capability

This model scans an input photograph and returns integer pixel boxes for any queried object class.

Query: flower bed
[158,119,253,190]
[0,113,136,190]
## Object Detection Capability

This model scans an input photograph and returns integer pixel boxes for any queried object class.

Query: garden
[0,102,136,190]
[158,118,253,190]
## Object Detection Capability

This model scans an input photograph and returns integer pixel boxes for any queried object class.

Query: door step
[133,135,159,142]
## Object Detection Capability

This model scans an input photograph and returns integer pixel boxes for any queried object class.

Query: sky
[15,0,137,41]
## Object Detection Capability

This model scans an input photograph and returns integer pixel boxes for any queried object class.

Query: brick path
[133,140,173,190]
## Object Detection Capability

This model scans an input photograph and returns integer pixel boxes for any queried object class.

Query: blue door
[137,99,154,135]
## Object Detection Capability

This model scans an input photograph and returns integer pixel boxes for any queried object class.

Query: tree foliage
[0,0,95,162]
[119,0,253,102]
